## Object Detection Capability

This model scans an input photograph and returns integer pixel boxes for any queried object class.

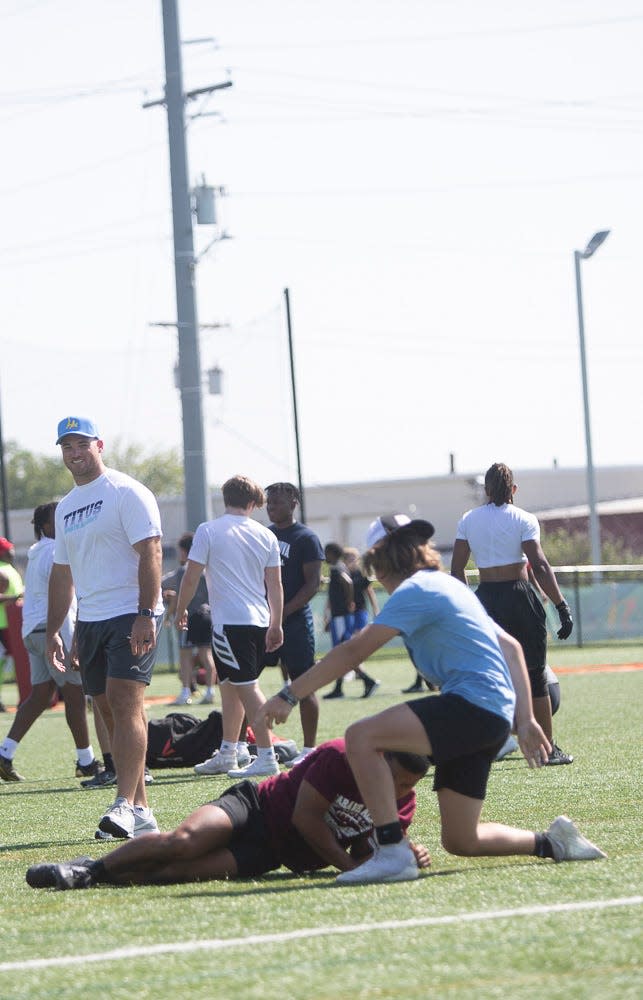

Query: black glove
[556,600,573,640]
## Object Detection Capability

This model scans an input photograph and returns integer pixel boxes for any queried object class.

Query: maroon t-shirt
[258,738,416,873]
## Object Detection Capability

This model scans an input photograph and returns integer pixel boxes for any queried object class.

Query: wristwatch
[138,608,154,618]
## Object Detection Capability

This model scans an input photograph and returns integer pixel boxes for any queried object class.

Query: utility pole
[283,288,306,523]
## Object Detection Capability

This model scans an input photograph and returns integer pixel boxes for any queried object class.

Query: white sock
[0,737,18,759]
[301,746,314,755]
[180,686,191,699]
[76,746,95,767]
[133,805,151,817]
[257,746,277,762]
[236,741,248,754]
[220,740,236,755]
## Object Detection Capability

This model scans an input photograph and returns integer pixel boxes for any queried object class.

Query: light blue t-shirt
[375,569,516,723]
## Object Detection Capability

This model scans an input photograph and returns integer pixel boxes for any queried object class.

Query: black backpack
[146,710,223,768]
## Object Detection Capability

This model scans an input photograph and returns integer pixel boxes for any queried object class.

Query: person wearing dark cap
[259,513,605,885]
[450,462,574,766]
[47,416,164,840]
[0,537,24,713]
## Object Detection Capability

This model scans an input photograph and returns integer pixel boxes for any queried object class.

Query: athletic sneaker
[322,688,344,700]
[545,815,607,862]
[144,768,154,785]
[336,842,419,885]
[199,693,215,705]
[98,797,135,839]
[194,751,237,776]
[81,768,117,789]
[362,678,381,699]
[546,744,574,766]
[236,747,252,768]
[0,753,24,782]
[171,692,193,706]
[133,810,160,836]
[75,758,101,778]
[495,734,519,761]
[26,857,95,890]
[285,747,314,769]
[227,756,280,778]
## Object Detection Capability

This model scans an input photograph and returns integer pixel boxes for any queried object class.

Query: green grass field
[1,650,641,999]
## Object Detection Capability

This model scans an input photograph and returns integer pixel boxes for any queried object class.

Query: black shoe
[26,858,95,891]
[75,759,103,778]
[323,689,344,699]
[545,744,574,766]
[0,752,24,782]
[362,679,380,699]
[402,680,423,694]
[0,701,6,713]
[80,768,117,789]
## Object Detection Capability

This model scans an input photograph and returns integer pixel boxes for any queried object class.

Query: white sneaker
[285,747,314,769]
[236,747,252,768]
[546,815,607,862]
[199,693,215,705]
[194,751,237,776]
[495,734,519,761]
[171,692,193,706]
[227,755,280,778]
[133,809,160,836]
[336,842,419,885]
[98,796,135,839]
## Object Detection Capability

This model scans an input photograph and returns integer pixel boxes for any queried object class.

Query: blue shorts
[76,613,162,696]
[406,693,509,801]
[263,610,315,680]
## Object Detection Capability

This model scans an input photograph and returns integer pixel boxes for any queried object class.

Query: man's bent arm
[291,780,363,872]
[283,560,322,619]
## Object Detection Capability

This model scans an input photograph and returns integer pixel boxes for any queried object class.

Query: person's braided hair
[32,502,57,540]
[484,463,514,506]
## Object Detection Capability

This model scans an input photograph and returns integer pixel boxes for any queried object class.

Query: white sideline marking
[1,895,640,973]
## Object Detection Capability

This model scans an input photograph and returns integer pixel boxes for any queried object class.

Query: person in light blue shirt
[260,513,606,885]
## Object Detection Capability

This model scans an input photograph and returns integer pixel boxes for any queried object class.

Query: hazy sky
[2,0,641,489]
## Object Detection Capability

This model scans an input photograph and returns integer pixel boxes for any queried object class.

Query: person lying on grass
[258,513,607,886]
[26,739,432,890]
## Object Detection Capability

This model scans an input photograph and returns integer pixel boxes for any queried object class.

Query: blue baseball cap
[55,416,100,445]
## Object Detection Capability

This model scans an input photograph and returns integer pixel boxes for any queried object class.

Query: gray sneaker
[133,810,160,836]
[546,815,607,862]
[336,842,419,885]
[98,797,135,839]
[194,751,237,775]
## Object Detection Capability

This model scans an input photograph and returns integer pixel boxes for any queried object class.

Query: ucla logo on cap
[56,416,100,445]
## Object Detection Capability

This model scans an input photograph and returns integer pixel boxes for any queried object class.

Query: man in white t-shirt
[47,416,164,840]
[174,474,284,778]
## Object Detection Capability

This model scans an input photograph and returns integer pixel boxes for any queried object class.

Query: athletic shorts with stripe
[212,624,267,684]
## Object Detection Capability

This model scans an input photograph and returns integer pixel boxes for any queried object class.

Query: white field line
[0,895,641,973]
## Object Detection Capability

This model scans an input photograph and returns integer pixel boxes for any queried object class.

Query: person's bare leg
[5,681,54,743]
[219,680,245,743]
[234,683,272,748]
[344,705,432,826]
[437,787,536,856]
[298,693,319,749]
[532,695,553,742]
[101,804,238,884]
[62,682,91,750]
[104,678,149,807]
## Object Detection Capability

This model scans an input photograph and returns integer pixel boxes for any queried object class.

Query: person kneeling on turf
[25,739,431,890]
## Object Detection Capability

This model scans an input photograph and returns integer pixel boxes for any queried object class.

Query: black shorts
[76,613,161,696]
[406,693,509,800]
[476,580,548,697]
[212,625,267,684]
[183,607,212,649]
[211,780,281,876]
[263,610,315,680]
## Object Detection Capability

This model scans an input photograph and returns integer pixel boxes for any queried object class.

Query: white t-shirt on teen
[455,503,539,568]
[189,513,281,628]
[22,536,76,648]
[54,468,163,622]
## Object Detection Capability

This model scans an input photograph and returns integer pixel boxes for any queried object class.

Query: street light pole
[574,229,610,569]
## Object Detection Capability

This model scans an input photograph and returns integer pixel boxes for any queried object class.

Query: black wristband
[556,600,570,613]
[277,685,299,707]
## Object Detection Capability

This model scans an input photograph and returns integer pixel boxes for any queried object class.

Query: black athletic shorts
[210,780,281,876]
[476,580,548,697]
[212,625,267,684]
[183,607,212,648]
[406,693,510,800]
